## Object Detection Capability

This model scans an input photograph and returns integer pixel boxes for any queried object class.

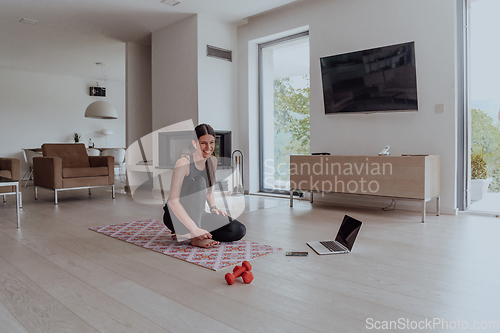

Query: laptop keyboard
[320,241,346,252]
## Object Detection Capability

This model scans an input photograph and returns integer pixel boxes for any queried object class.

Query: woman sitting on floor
[163,123,246,248]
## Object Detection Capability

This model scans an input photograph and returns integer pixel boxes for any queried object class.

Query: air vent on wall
[207,45,232,62]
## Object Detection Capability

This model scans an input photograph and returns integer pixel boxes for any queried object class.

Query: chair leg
[19,192,22,208]
[112,185,115,199]
[120,163,126,182]
[54,189,58,205]
[113,166,121,180]
[22,168,30,187]
[34,186,38,200]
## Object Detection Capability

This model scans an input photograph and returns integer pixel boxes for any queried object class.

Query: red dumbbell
[225,261,252,285]
[241,271,254,284]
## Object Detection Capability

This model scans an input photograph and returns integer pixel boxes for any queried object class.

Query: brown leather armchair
[0,158,21,201]
[33,143,115,204]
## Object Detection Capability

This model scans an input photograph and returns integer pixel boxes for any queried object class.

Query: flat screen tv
[320,41,418,114]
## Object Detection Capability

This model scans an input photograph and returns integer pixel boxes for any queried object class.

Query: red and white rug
[89,219,282,271]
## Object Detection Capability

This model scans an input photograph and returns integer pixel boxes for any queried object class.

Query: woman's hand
[211,207,229,217]
[190,227,212,240]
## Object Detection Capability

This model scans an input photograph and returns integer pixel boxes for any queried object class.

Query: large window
[467,0,500,214]
[258,32,310,193]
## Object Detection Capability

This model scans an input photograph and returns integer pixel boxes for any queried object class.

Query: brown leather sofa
[0,158,21,197]
[33,143,115,204]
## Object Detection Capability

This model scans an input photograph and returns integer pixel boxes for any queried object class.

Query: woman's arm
[168,157,212,238]
[206,156,217,207]
[206,156,229,217]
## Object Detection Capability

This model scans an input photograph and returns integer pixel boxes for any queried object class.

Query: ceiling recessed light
[19,18,38,25]
[161,0,180,6]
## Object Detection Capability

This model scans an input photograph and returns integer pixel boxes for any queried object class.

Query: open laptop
[307,215,363,255]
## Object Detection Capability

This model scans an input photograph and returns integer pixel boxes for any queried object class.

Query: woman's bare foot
[191,238,219,248]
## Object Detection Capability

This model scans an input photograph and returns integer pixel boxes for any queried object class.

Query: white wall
[152,15,198,131]
[197,15,239,144]
[238,0,458,213]
[152,14,239,162]
[0,67,125,175]
[126,42,152,147]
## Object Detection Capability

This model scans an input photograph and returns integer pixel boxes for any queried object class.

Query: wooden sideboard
[289,155,440,222]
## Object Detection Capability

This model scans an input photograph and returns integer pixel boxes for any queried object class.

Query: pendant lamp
[85,101,117,119]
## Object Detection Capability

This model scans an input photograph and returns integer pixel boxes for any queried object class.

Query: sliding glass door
[258,32,310,193]
[467,0,500,214]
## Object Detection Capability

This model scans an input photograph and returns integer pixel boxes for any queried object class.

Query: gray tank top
[179,154,209,196]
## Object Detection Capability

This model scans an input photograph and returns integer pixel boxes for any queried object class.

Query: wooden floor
[1,185,500,332]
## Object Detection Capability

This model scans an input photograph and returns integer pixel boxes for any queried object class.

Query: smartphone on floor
[286,252,308,257]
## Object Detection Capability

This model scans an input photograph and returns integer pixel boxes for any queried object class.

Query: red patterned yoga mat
[89,219,282,271]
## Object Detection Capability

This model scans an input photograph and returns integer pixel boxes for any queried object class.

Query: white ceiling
[0,0,305,82]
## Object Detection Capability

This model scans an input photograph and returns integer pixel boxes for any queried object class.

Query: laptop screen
[335,215,363,251]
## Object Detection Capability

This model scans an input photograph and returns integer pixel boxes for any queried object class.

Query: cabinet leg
[290,190,293,207]
[436,196,440,216]
[422,201,426,223]
[310,191,313,203]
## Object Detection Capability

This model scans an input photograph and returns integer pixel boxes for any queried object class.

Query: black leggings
[163,176,246,242]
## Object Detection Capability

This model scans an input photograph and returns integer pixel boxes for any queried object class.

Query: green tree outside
[471,108,500,192]
[273,76,310,181]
